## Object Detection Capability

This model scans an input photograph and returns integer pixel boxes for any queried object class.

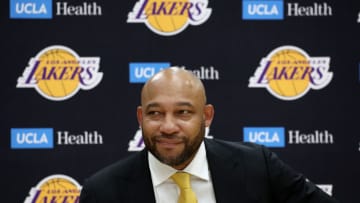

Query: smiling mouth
[155,138,183,149]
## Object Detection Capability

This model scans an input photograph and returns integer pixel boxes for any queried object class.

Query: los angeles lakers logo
[17,45,103,101]
[249,46,333,100]
[127,0,212,36]
[24,174,81,203]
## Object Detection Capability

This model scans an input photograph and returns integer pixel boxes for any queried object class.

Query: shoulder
[80,150,155,202]
[204,138,339,203]
[80,151,149,202]
[204,138,266,156]
[82,151,146,190]
[204,138,273,173]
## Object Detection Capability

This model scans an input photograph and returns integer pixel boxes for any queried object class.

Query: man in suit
[80,67,338,203]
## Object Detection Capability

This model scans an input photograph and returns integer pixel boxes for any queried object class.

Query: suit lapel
[205,139,248,202]
[122,150,156,203]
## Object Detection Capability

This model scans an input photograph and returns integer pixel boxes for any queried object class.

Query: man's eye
[178,110,191,115]
[147,111,160,115]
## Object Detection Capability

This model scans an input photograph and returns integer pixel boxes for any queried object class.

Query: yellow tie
[171,172,198,203]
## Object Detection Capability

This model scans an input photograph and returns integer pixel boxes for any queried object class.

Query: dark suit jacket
[79,138,338,203]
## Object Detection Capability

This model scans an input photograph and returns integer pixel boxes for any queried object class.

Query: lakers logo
[127,0,212,36]
[24,174,81,203]
[17,45,103,101]
[249,46,333,100]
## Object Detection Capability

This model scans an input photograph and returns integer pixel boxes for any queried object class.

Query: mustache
[152,134,186,141]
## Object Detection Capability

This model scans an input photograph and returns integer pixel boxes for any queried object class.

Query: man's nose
[159,115,180,134]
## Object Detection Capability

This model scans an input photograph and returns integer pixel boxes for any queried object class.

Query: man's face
[137,77,213,169]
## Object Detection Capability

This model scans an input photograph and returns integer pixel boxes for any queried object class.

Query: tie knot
[171,172,191,189]
[171,172,198,203]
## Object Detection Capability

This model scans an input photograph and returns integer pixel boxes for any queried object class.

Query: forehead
[143,83,199,105]
[142,77,204,107]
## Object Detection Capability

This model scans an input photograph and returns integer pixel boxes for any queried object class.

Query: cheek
[181,120,202,135]
[142,120,160,133]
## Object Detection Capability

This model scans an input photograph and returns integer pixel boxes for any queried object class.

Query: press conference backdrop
[1,0,359,202]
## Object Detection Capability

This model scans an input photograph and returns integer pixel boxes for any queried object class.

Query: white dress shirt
[148,141,217,203]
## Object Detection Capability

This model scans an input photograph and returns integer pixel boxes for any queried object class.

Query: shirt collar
[148,141,210,187]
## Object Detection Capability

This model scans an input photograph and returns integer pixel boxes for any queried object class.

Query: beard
[142,122,205,168]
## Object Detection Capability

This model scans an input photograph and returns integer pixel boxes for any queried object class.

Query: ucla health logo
[130,63,220,83]
[249,46,333,100]
[129,62,170,83]
[242,0,283,20]
[127,0,212,36]
[10,0,52,19]
[17,45,103,101]
[11,128,54,149]
[243,127,285,147]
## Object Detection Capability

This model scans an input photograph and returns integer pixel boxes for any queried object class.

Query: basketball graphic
[127,0,212,36]
[35,48,80,99]
[248,46,333,100]
[17,45,103,101]
[38,177,79,190]
[266,49,310,98]
[24,174,81,203]
[145,0,189,34]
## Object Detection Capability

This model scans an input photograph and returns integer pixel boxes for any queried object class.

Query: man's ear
[204,104,214,127]
[137,106,143,126]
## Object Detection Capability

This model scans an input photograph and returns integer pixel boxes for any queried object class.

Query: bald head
[141,67,207,106]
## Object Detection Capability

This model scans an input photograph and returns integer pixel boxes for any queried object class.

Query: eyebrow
[145,102,194,110]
